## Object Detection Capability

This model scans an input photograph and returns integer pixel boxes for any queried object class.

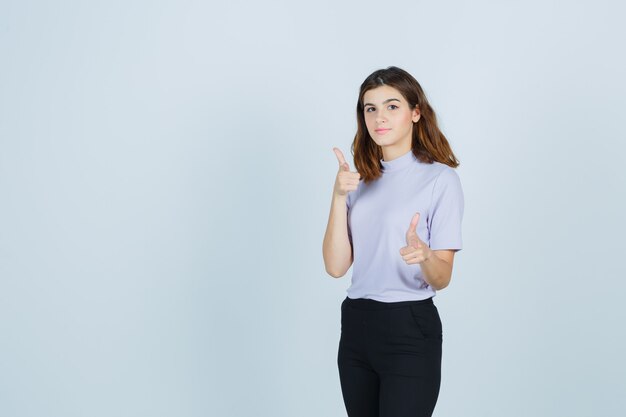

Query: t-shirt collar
[380,149,417,172]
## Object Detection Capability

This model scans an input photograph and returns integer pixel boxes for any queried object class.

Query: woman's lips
[375,128,391,135]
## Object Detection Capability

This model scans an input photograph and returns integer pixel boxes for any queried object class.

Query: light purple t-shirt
[346,149,464,302]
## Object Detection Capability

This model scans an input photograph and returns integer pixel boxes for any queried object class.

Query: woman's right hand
[332,147,361,197]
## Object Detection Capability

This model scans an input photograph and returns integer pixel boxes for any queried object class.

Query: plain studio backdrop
[1,1,625,416]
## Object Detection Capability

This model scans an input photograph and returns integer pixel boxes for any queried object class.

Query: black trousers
[337,296,443,417]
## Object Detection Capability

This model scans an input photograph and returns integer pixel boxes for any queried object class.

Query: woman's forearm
[420,251,452,290]
[322,193,353,278]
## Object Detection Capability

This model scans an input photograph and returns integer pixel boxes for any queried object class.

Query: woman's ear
[412,105,421,123]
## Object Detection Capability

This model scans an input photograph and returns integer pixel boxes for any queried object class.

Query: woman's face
[362,85,420,152]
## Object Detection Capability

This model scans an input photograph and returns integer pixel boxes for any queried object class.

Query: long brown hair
[351,66,460,183]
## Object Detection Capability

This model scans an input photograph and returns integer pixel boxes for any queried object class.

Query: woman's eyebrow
[363,98,401,106]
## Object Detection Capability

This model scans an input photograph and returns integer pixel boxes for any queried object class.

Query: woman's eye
[365,105,397,112]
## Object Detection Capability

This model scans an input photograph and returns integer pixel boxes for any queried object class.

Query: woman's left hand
[399,212,433,265]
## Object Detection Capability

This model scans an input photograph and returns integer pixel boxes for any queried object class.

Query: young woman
[322,66,464,417]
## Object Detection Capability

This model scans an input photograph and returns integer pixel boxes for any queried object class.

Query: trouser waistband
[343,296,433,310]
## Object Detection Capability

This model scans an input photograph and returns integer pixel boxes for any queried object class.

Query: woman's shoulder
[417,162,462,196]
[417,160,460,182]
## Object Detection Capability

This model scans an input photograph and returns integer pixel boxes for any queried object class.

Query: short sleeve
[427,168,464,251]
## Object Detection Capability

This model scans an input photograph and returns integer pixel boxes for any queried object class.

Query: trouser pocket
[408,303,443,341]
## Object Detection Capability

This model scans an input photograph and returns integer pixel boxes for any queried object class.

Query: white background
[1,1,625,416]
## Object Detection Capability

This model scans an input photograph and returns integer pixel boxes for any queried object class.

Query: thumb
[406,212,422,248]
[333,147,349,171]
[408,234,421,249]
[408,212,420,234]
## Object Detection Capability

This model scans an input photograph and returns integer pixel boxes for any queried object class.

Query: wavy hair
[351,66,460,183]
